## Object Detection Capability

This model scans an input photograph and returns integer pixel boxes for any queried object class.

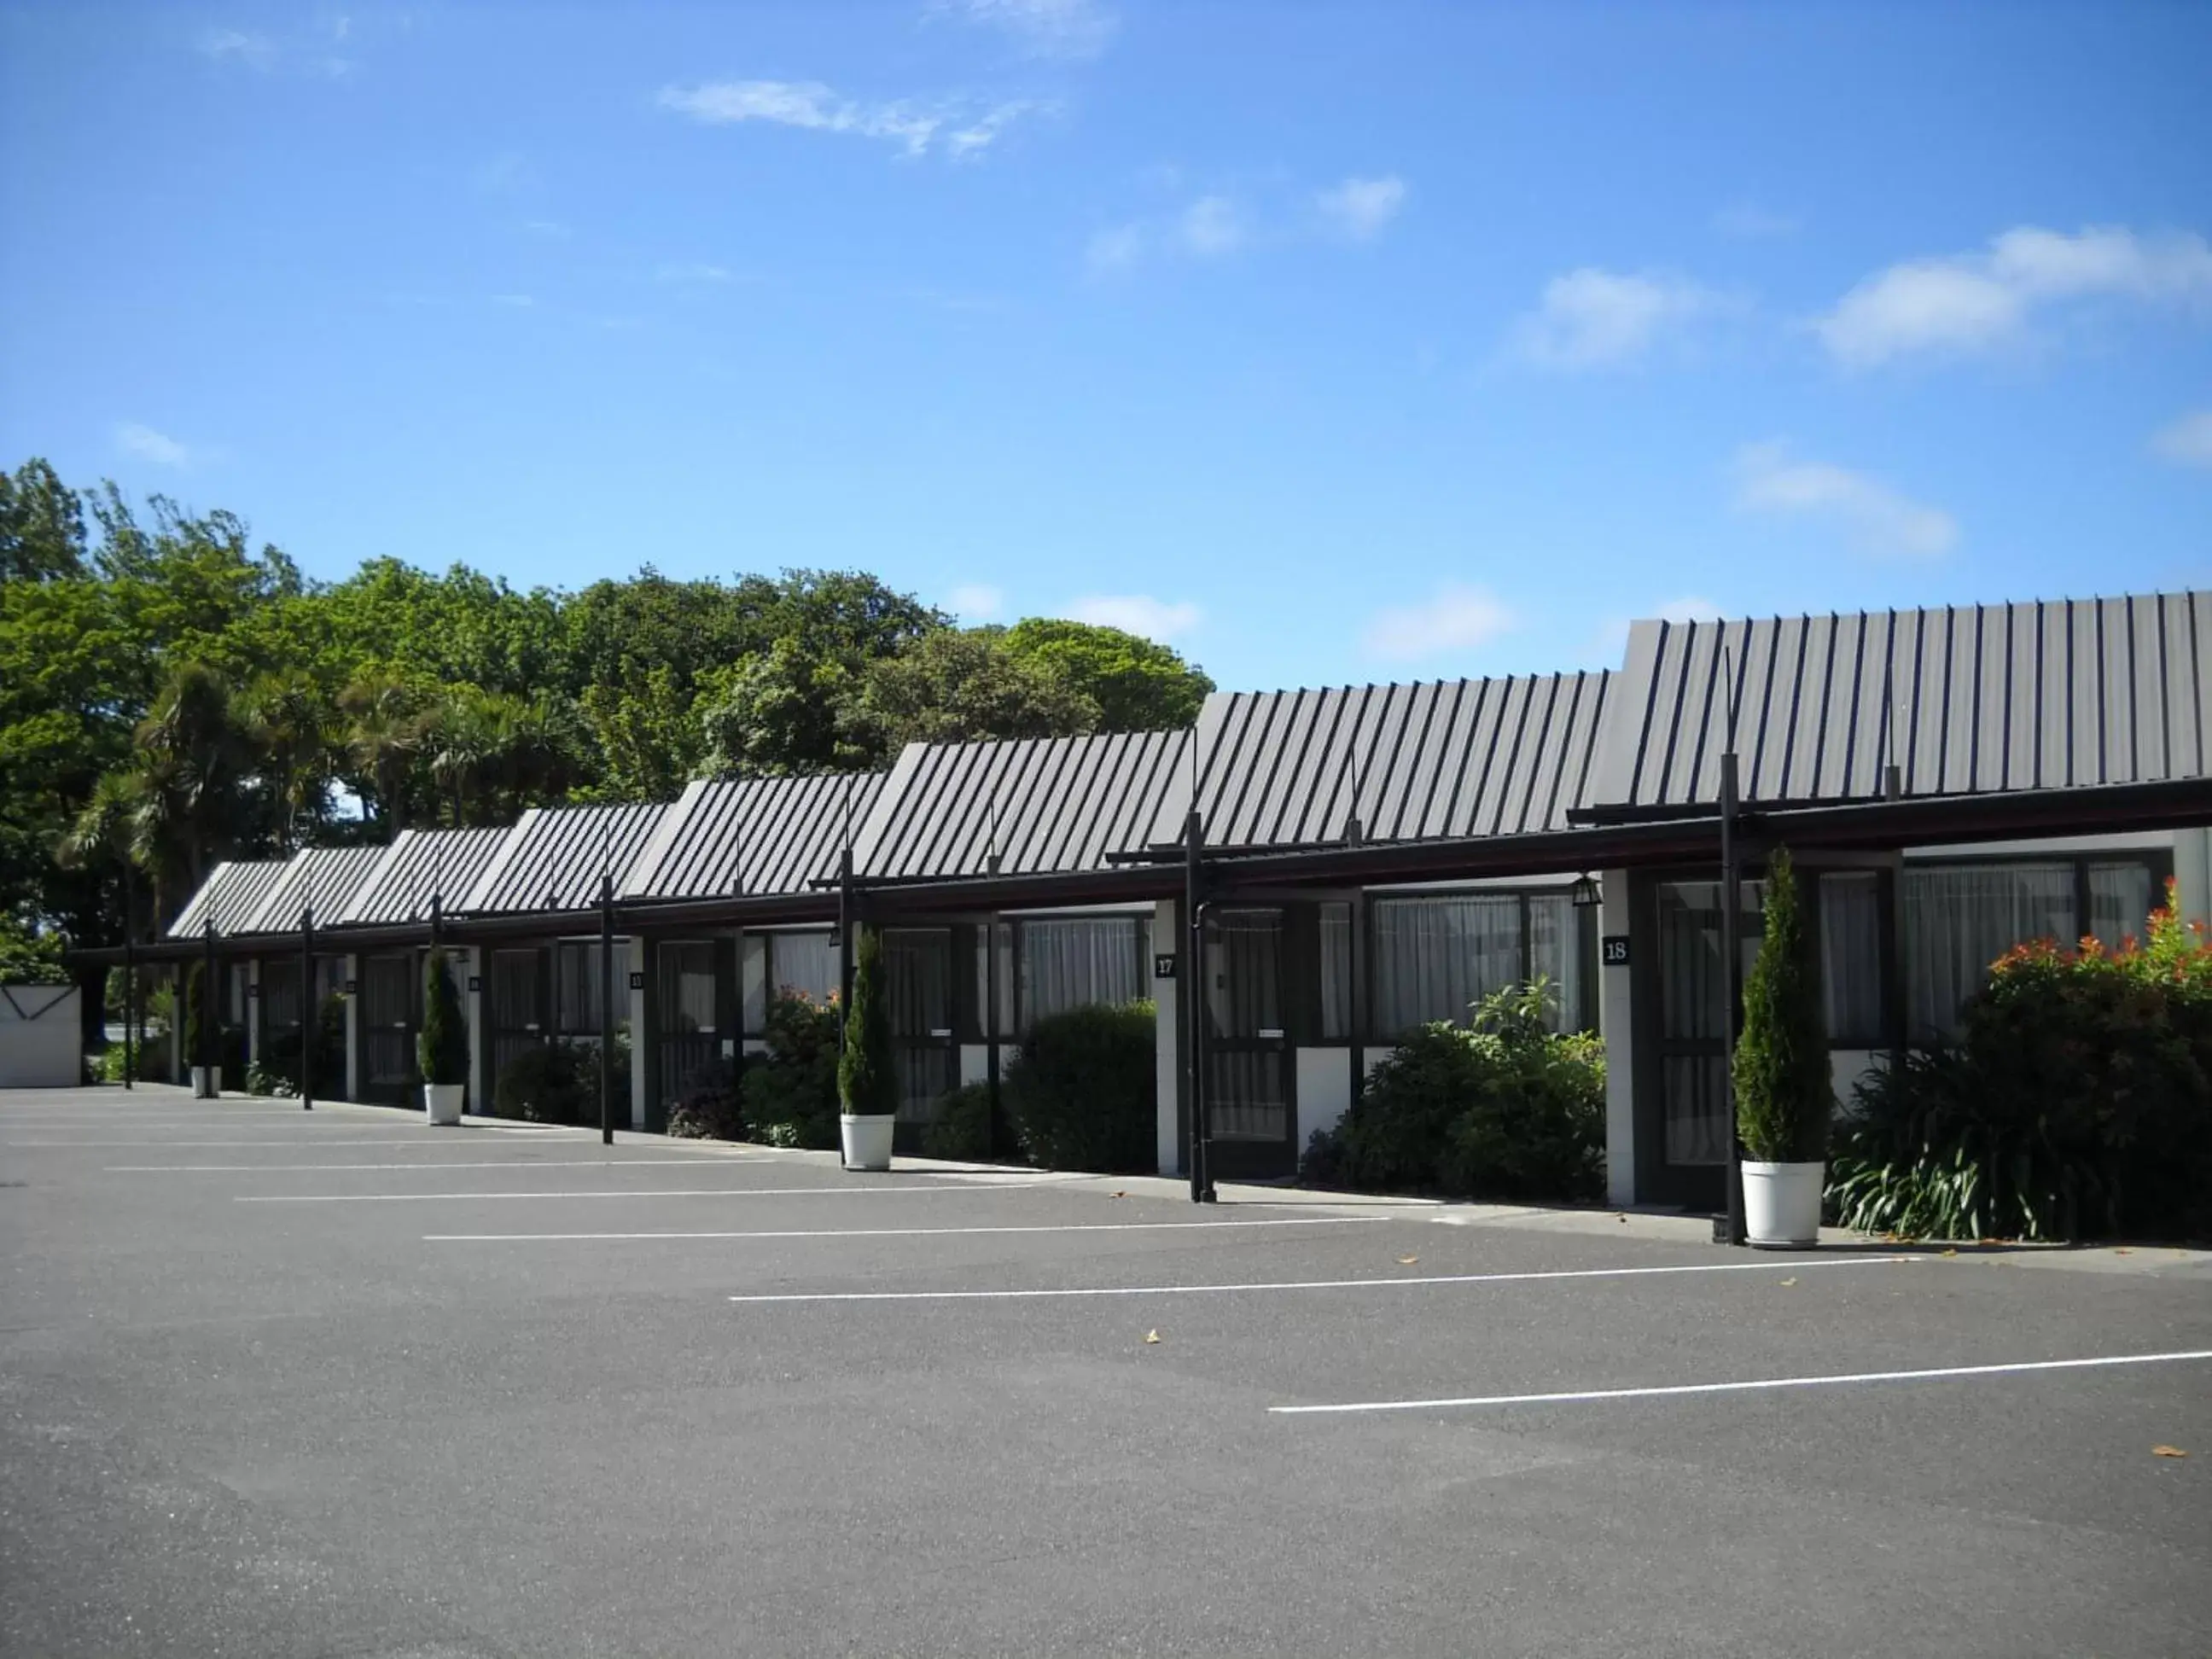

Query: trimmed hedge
[921,1081,998,1161]
[1001,1000,1155,1173]
[494,1033,631,1126]
[740,992,841,1150]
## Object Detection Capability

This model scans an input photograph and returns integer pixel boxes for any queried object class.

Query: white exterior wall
[627,936,648,1131]
[342,954,361,1103]
[2173,827,2212,928]
[246,959,262,1064]
[1153,899,1180,1176]
[1599,869,1638,1208]
[1295,1046,1352,1146]
[462,947,486,1114]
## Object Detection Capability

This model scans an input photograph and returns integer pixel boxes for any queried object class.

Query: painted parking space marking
[725,1254,1912,1304]
[428,1216,1380,1243]
[108,1156,764,1172]
[1267,1348,2212,1415]
[238,1179,1073,1203]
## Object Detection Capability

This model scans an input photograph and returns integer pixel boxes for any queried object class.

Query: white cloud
[1818,225,2212,368]
[523,218,571,238]
[656,262,731,283]
[1713,201,1799,239]
[492,293,535,307]
[1314,176,1407,242]
[201,29,277,69]
[1068,594,1202,642]
[116,423,192,469]
[948,584,1006,620]
[935,0,1116,61]
[1084,223,1144,277]
[2154,409,2212,469]
[1732,440,1957,557]
[1179,196,1245,259]
[1360,585,1516,662]
[656,79,1033,160]
[1511,268,1718,370]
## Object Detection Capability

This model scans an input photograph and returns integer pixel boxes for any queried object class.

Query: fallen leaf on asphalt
[1109,1190,1128,1199]
[1778,1278,1797,1287]
[1143,1330,1161,1345]
[2114,1247,2133,1255]
[1941,1248,1959,1257]
[2152,1445,2187,1458]
[1397,1254,1419,1266]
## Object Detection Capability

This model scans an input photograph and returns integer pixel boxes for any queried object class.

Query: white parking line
[7,1133,595,1148]
[108,1157,760,1172]
[725,1255,1912,1304]
[239,1180,1068,1203]
[428,1217,1379,1243]
[1268,1348,2212,1415]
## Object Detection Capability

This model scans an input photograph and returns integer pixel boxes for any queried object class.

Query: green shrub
[1828,884,2212,1243]
[1734,848,1831,1163]
[1304,979,1605,1203]
[417,948,470,1089]
[1001,1000,1155,1173]
[667,1056,745,1141]
[838,926,897,1118]
[921,1082,1006,1162]
[248,995,345,1097]
[182,962,207,1068]
[740,992,841,1149]
[495,1040,597,1124]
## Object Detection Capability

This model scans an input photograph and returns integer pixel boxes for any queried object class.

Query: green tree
[700,637,872,777]
[577,660,706,802]
[854,627,1100,751]
[1733,848,1831,1163]
[0,458,87,581]
[240,670,338,851]
[838,924,898,1119]
[1001,618,1213,731]
[339,668,433,835]
[418,947,469,1088]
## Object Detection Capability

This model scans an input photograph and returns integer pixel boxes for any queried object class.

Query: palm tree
[339,670,428,837]
[131,665,250,907]
[241,670,337,852]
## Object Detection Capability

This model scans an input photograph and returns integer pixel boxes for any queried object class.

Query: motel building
[131,588,2212,1213]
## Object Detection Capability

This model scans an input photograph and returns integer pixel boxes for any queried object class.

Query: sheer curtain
[1819,872,1884,1045]
[1903,864,2075,1042]
[740,934,767,1033]
[657,941,715,1033]
[554,940,602,1036]
[1019,917,1143,1029]
[1525,895,1585,1033]
[882,928,953,1121]
[1372,896,1522,1034]
[2090,863,2155,950]
[1318,902,1353,1039]
[767,930,839,1006]
[973,922,1015,1038]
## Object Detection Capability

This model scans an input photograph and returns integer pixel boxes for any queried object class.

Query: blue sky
[3,1,2209,695]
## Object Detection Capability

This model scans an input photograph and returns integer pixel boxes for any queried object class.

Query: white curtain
[1819,872,1883,1045]
[740,934,767,1033]
[767,930,839,1007]
[1525,894,1585,1033]
[1318,902,1352,1039]
[1372,896,1522,1034]
[554,941,602,1035]
[2089,863,2155,950]
[657,942,715,1034]
[1020,917,1143,1029]
[1903,864,2075,1042]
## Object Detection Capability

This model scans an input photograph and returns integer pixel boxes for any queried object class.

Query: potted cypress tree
[837,924,898,1171]
[1733,847,1833,1248]
[183,962,219,1098]
[418,947,469,1126]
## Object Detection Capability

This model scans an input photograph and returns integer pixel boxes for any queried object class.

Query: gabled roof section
[1144,674,1612,850]
[336,827,513,927]
[166,859,291,939]
[238,845,389,934]
[1587,591,2212,812]
[623,774,882,901]
[855,729,1191,878]
[457,801,668,914]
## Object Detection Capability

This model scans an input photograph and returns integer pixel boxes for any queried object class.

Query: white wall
[342,954,360,1102]
[0,985,81,1087]
[1153,899,1180,1176]
[627,936,648,1130]
[1295,1046,1352,1145]
[2174,827,2212,929]
[1599,869,1638,1208]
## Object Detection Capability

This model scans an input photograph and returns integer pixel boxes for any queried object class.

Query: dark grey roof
[624,774,882,900]
[1145,674,1613,849]
[336,827,513,926]
[1589,591,2212,811]
[238,846,389,935]
[855,730,1191,878]
[457,802,668,914]
[166,859,291,939]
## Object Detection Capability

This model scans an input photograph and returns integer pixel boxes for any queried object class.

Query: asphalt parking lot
[3,1084,2209,1659]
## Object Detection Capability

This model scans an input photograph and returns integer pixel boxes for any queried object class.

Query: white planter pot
[190,1065,222,1099]
[423,1083,465,1126]
[1743,1160,1825,1249]
[840,1114,895,1173]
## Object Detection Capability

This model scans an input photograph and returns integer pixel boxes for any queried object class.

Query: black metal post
[1719,751,1746,1247]
[983,913,1000,1161]
[1185,808,1214,1203]
[120,859,136,1091]
[599,873,615,1146]
[300,905,315,1110]
[836,847,855,1027]
[201,920,219,1097]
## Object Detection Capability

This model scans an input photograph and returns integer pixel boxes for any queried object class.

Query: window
[766,931,838,1007]
[657,941,716,1035]
[1903,864,2075,1043]
[741,934,767,1033]
[1371,892,1589,1035]
[1018,917,1144,1030]
[554,940,602,1035]
[1526,894,1584,1033]
[973,922,1014,1039]
[1318,902,1352,1039]
[2090,862,2155,950]
[1819,872,1884,1046]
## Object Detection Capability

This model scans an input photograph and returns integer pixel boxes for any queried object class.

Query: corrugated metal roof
[237,845,389,935]
[1588,591,2212,810]
[457,802,668,914]
[166,859,291,939]
[624,773,881,900]
[1143,674,1612,849]
[336,827,513,926]
[855,730,1191,878]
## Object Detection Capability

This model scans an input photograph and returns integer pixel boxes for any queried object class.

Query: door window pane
[1903,864,2075,1042]
[554,940,602,1036]
[1656,881,1762,1167]
[1819,872,1884,1046]
[1206,909,1283,1038]
[1019,917,1143,1030]
[657,941,715,1034]
[2089,862,2156,951]
[1318,902,1352,1039]
[1372,895,1521,1033]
